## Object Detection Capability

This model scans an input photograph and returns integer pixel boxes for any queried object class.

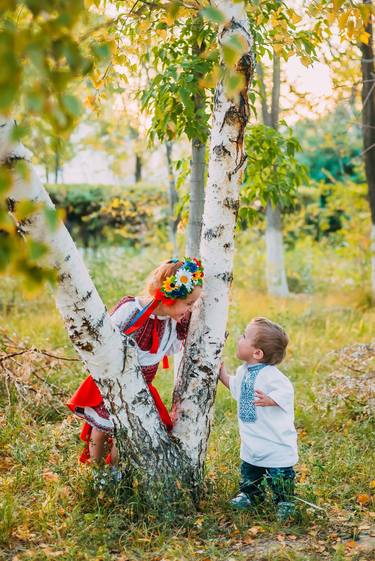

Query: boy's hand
[218,362,230,389]
[254,390,277,407]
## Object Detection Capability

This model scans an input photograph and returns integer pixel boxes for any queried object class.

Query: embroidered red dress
[67,296,190,462]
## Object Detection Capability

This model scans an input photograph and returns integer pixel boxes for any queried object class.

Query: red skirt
[67,375,173,463]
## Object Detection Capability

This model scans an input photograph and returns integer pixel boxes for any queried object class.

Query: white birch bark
[257,56,289,297]
[172,0,254,474]
[265,202,289,297]
[186,138,205,258]
[1,118,189,487]
[165,140,179,257]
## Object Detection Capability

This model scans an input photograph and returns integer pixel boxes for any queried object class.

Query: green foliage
[0,1,113,288]
[0,1,112,133]
[240,123,308,222]
[0,160,57,292]
[294,104,364,184]
[49,183,169,247]
[141,17,216,144]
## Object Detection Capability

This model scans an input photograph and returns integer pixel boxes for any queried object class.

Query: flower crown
[154,258,204,305]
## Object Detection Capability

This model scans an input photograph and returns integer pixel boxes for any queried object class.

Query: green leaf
[201,6,226,24]
[61,94,82,117]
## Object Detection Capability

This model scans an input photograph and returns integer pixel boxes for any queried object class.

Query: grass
[0,230,374,561]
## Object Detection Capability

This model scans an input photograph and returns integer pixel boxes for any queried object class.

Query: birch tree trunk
[360,1,375,302]
[265,202,289,297]
[165,140,179,257]
[186,137,205,257]
[257,55,289,297]
[2,118,192,500]
[185,27,207,259]
[172,0,254,477]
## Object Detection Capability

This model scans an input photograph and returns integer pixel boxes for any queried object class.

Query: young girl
[67,258,204,464]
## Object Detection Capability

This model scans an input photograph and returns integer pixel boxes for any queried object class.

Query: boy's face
[236,322,264,363]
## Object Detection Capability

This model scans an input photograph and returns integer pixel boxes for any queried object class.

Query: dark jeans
[240,461,295,504]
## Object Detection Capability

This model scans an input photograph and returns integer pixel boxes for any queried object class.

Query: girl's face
[165,286,202,322]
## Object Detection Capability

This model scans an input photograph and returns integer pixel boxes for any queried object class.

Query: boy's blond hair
[251,317,289,365]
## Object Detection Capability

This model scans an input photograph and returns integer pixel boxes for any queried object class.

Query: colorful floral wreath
[154,258,204,305]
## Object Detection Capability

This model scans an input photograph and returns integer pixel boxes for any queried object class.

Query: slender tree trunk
[360,1,375,301]
[172,0,254,478]
[165,140,179,257]
[186,137,205,257]
[135,153,142,183]
[257,55,289,297]
[186,25,207,259]
[54,143,59,184]
[265,202,289,296]
[45,165,49,183]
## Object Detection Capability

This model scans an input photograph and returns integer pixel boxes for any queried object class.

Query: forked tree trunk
[2,0,254,504]
[360,0,375,301]
[172,0,254,476]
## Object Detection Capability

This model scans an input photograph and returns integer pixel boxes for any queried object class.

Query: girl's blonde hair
[145,260,184,298]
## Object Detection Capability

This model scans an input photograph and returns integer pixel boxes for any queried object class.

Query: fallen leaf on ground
[357,494,370,505]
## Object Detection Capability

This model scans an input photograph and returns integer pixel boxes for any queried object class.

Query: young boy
[219,317,298,520]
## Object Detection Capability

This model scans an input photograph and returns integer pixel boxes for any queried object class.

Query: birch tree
[171,0,254,473]
[3,0,254,502]
[257,56,289,297]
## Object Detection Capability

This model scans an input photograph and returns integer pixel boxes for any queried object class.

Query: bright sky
[282,57,334,124]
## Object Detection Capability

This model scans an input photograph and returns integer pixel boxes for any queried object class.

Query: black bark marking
[203,224,225,241]
[82,316,102,343]
[213,143,231,158]
[223,242,232,250]
[223,197,239,213]
[82,290,93,302]
[73,302,85,314]
[58,272,72,283]
[4,155,25,169]
[7,198,16,212]
[75,340,94,352]
[64,254,71,262]
[216,271,233,284]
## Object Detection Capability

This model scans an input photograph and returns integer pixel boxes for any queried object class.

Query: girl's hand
[254,390,277,407]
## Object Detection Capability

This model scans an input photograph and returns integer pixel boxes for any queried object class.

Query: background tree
[360,0,375,301]
[257,53,290,297]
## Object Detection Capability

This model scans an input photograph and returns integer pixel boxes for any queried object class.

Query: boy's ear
[253,348,264,360]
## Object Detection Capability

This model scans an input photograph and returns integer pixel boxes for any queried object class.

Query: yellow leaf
[359,31,370,44]
[369,480,375,489]
[338,11,350,30]
[290,11,302,24]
